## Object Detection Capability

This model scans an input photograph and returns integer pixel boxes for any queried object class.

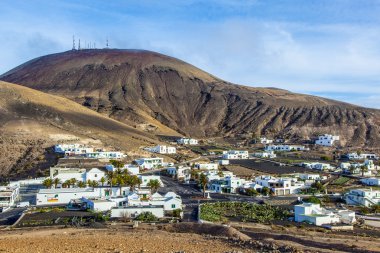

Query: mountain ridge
[1,49,379,148]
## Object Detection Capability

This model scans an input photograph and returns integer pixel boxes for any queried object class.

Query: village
[0,133,380,252]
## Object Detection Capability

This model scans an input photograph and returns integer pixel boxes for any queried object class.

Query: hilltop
[0,80,159,178]
[1,49,380,147]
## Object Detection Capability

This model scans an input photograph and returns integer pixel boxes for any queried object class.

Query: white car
[16,201,30,208]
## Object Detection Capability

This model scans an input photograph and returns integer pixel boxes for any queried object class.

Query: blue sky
[1,0,380,108]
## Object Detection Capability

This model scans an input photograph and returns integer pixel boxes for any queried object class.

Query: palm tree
[100,177,106,186]
[126,175,141,191]
[360,165,368,177]
[77,181,86,188]
[62,182,69,188]
[106,171,115,190]
[110,160,125,172]
[64,179,71,188]
[69,178,78,188]
[199,173,208,198]
[261,186,270,196]
[116,174,126,196]
[53,178,61,188]
[147,179,160,194]
[92,180,99,187]
[349,165,357,175]
[42,178,53,189]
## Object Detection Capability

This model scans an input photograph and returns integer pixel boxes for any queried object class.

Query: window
[171,204,176,208]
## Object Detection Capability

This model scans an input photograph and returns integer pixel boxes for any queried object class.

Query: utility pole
[78,39,81,50]
[106,38,109,49]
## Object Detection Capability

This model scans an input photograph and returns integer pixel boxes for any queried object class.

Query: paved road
[0,207,26,226]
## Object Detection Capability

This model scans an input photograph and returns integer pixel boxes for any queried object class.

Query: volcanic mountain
[1,49,380,148]
[0,80,158,178]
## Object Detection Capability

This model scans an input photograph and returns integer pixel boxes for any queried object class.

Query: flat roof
[38,188,95,194]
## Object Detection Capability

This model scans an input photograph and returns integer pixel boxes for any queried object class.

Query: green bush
[304,196,321,204]
[135,212,158,222]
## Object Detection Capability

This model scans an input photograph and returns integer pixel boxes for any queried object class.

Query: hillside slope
[1,49,380,147]
[0,81,158,178]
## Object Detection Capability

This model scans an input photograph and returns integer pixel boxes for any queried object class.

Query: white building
[106,164,140,175]
[36,186,131,206]
[50,167,106,183]
[361,178,380,186]
[135,157,164,170]
[218,160,230,165]
[0,184,20,208]
[81,151,124,159]
[259,137,273,144]
[294,203,355,226]
[177,138,198,145]
[138,175,164,188]
[299,174,325,181]
[346,152,378,160]
[209,176,245,194]
[252,151,277,159]
[315,134,340,147]
[265,145,308,152]
[196,163,219,171]
[146,145,176,154]
[111,191,182,218]
[54,144,94,155]
[345,188,380,207]
[340,160,376,176]
[167,166,191,182]
[303,162,334,171]
[255,175,307,195]
[222,150,249,159]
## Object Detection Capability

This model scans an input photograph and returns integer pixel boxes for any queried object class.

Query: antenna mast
[72,35,76,50]
[106,38,109,49]
[78,39,81,50]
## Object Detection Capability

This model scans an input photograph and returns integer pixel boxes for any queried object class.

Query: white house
[135,157,164,170]
[218,160,230,165]
[81,151,124,159]
[111,191,182,218]
[196,163,219,171]
[259,137,273,144]
[345,188,380,207]
[222,150,249,159]
[361,178,380,186]
[54,144,94,155]
[299,174,325,181]
[341,160,376,176]
[255,175,307,195]
[315,134,340,147]
[0,183,20,208]
[346,152,378,160]
[265,145,308,152]
[167,166,191,182]
[106,164,140,175]
[146,145,176,154]
[209,176,245,194]
[81,197,117,212]
[50,167,106,183]
[138,175,164,187]
[252,151,277,159]
[303,162,334,171]
[36,186,131,206]
[177,138,198,145]
[294,203,355,226]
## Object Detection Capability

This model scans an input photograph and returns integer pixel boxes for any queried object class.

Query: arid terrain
[0,81,161,178]
[1,49,380,148]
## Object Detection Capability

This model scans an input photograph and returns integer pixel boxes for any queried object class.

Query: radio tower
[106,38,109,49]
[72,35,76,50]
[78,39,81,50]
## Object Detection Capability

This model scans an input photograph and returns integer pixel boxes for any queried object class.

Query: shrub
[304,196,321,204]
[135,212,158,222]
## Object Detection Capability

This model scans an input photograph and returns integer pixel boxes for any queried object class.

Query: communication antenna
[72,35,76,50]
[106,38,109,48]
[78,39,81,50]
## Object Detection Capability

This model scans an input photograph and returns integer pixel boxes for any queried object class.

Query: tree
[110,160,125,171]
[349,165,357,175]
[115,174,126,196]
[135,211,158,222]
[42,178,53,189]
[92,180,99,187]
[77,181,86,188]
[311,181,325,193]
[147,179,160,194]
[53,178,61,188]
[106,171,115,190]
[360,165,368,177]
[246,188,258,196]
[100,177,106,186]
[371,204,380,214]
[261,186,270,196]
[63,180,71,188]
[190,169,199,180]
[199,173,208,198]
[305,196,321,204]
[126,175,141,191]
[69,178,77,188]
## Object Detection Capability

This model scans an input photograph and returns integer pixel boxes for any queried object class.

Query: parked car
[16,201,30,208]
